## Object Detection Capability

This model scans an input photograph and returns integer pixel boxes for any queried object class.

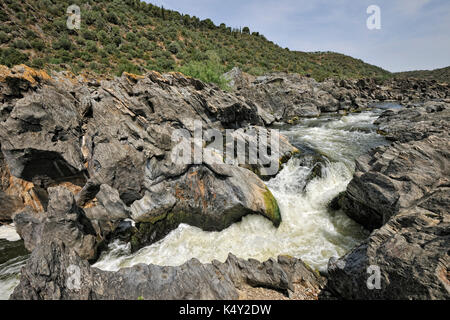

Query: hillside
[395,66,450,83]
[0,0,392,86]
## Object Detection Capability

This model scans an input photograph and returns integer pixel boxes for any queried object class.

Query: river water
[0,108,392,299]
[93,110,389,272]
[0,224,29,300]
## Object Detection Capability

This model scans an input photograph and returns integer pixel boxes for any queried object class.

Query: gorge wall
[1,65,449,300]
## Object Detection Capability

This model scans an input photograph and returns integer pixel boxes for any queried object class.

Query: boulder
[129,163,281,251]
[14,186,99,261]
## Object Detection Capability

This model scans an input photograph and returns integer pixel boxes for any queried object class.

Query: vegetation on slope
[0,0,392,87]
[395,66,450,83]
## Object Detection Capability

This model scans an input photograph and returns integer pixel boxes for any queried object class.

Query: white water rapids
[0,224,28,300]
[0,108,393,299]
[93,110,389,272]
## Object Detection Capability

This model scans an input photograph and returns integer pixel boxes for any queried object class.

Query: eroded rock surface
[11,240,325,300]
[4,65,450,300]
[326,103,450,299]
[0,65,294,252]
[225,68,450,122]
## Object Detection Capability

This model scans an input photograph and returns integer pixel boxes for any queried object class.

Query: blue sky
[145,0,450,72]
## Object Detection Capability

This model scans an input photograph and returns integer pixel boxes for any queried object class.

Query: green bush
[98,30,109,45]
[112,35,122,47]
[138,37,151,51]
[126,32,137,42]
[106,12,119,24]
[53,36,72,50]
[86,40,98,53]
[25,30,37,39]
[0,31,10,43]
[155,56,175,71]
[116,59,140,76]
[84,11,98,26]
[13,39,31,49]
[0,48,29,67]
[31,58,45,68]
[83,29,98,41]
[31,39,46,51]
[105,44,118,55]
[178,51,229,90]
[168,41,181,54]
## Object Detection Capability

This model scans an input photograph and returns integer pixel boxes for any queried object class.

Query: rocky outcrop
[5,64,450,300]
[0,143,45,221]
[14,186,99,261]
[0,65,299,254]
[11,240,325,300]
[129,164,281,251]
[224,68,450,122]
[326,102,450,299]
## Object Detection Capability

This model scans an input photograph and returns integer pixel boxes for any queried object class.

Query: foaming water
[94,110,389,272]
[0,253,28,300]
[0,225,29,300]
[0,224,21,242]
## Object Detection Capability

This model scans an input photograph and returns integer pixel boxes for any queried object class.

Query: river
[93,109,389,272]
[0,107,395,299]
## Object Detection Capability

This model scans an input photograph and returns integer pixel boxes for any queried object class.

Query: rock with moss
[130,163,282,251]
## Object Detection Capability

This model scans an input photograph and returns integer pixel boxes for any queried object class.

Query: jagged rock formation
[11,239,325,300]
[0,65,302,254]
[0,143,44,221]
[3,64,450,300]
[326,102,450,299]
[225,68,450,122]
[14,186,100,262]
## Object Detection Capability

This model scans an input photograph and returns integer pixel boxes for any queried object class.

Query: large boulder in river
[129,163,281,250]
[326,103,450,299]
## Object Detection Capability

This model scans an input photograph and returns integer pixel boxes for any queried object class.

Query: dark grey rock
[1,67,290,252]
[10,240,324,300]
[14,186,99,261]
[226,69,450,122]
[326,104,450,300]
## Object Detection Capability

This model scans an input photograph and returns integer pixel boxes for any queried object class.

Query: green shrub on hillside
[0,31,10,44]
[0,48,29,67]
[179,51,230,90]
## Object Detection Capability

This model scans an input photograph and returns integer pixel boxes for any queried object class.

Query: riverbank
[1,65,449,300]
